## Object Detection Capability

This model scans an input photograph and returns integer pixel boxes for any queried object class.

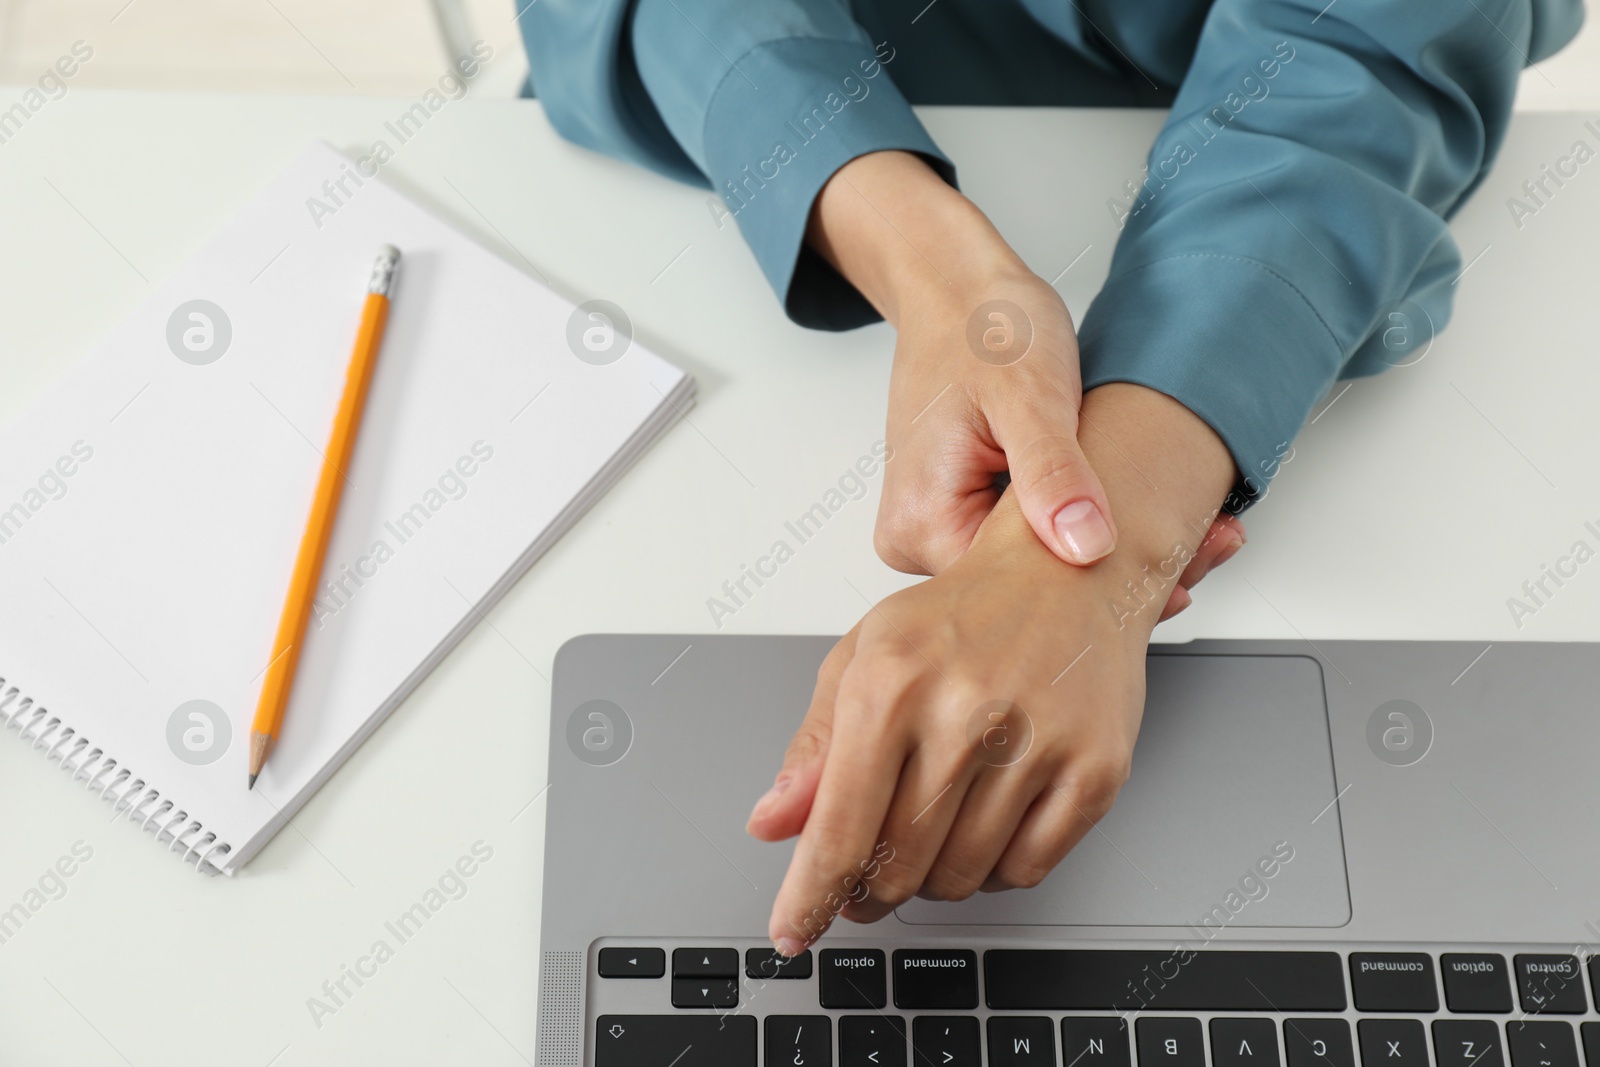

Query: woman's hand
[758,503,1151,947]
[880,264,1116,574]
[806,151,1243,617]
[747,383,1239,952]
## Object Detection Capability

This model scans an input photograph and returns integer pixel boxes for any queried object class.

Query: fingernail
[1213,535,1245,567]
[1054,499,1114,563]
[749,774,792,822]
[772,935,806,958]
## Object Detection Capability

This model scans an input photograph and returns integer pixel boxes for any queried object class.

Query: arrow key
[672,977,739,1008]
[600,948,665,978]
[675,948,739,978]
[914,1016,980,1067]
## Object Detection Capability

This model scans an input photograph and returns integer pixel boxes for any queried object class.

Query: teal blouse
[518,0,1582,503]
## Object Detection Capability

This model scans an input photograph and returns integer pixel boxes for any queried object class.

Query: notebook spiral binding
[1,675,233,874]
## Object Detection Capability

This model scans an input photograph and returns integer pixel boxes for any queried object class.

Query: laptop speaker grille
[537,950,583,1067]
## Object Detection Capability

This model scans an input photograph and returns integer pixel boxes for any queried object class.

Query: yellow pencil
[248,246,401,789]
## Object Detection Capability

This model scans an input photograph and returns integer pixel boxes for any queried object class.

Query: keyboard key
[767,1016,831,1067]
[596,1015,756,1067]
[1351,954,1440,1012]
[821,950,888,1009]
[1360,1020,1429,1067]
[914,1016,981,1067]
[599,948,665,978]
[990,1017,1057,1067]
[1210,1018,1280,1067]
[1137,1017,1204,1067]
[1580,1023,1600,1067]
[1433,1021,1506,1067]
[840,1015,905,1067]
[1284,1019,1355,1067]
[1514,956,1586,1015]
[893,950,978,1009]
[984,950,1346,1011]
[1508,1021,1580,1067]
[749,948,814,980]
[1442,955,1513,1014]
[674,948,738,978]
[671,978,738,1008]
[1063,1017,1133,1067]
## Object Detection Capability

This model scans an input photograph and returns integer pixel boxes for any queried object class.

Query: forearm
[805,150,1026,326]
[964,382,1236,632]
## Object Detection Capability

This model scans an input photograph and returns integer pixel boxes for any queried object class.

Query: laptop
[536,634,1599,1067]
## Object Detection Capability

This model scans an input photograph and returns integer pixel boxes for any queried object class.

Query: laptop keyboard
[588,947,1600,1067]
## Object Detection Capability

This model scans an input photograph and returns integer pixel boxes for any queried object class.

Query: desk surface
[0,91,1597,1066]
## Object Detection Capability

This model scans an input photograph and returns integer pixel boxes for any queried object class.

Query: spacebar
[984,950,1347,1011]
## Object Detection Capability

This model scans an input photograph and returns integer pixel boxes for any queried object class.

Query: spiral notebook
[0,141,694,875]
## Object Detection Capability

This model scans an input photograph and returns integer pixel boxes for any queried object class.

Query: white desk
[1,91,1597,1066]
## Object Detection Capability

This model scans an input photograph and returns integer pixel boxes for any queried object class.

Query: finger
[747,624,861,841]
[1157,583,1193,623]
[998,398,1117,566]
[766,669,916,953]
[832,734,978,925]
[1177,514,1246,590]
[980,765,1125,892]
[1160,515,1245,620]
[909,761,1044,904]
[874,431,1003,576]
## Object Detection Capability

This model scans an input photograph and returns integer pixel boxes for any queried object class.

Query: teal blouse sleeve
[519,0,955,330]
[1070,0,1582,504]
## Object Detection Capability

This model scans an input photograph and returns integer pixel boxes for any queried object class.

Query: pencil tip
[247,774,257,790]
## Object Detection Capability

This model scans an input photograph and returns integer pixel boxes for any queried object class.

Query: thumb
[1004,403,1117,566]
[746,625,859,841]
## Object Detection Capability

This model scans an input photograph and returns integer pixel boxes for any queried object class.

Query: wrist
[964,493,1170,642]
[1075,384,1237,571]
[805,151,1030,326]
[961,383,1239,636]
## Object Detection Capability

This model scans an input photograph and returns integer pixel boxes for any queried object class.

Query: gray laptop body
[537,635,1600,1067]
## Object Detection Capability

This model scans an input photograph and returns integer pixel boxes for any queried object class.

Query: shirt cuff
[702,37,956,331]
[1077,252,1345,511]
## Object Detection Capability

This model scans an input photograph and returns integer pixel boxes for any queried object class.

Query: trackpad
[894,653,1351,928]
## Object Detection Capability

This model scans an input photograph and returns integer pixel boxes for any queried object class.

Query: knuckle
[872,530,927,575]
[857,863,918,908]
[785,721,829,766]
[872,513,930,575]
[874,493,920,545]
[920,856,988,902]
[992,855,1051,890]
[1013,438,1089,491]
[1062,755,1131,822]
[805,845,875,902]
[841,650,923,712]
[816,637,853,688]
